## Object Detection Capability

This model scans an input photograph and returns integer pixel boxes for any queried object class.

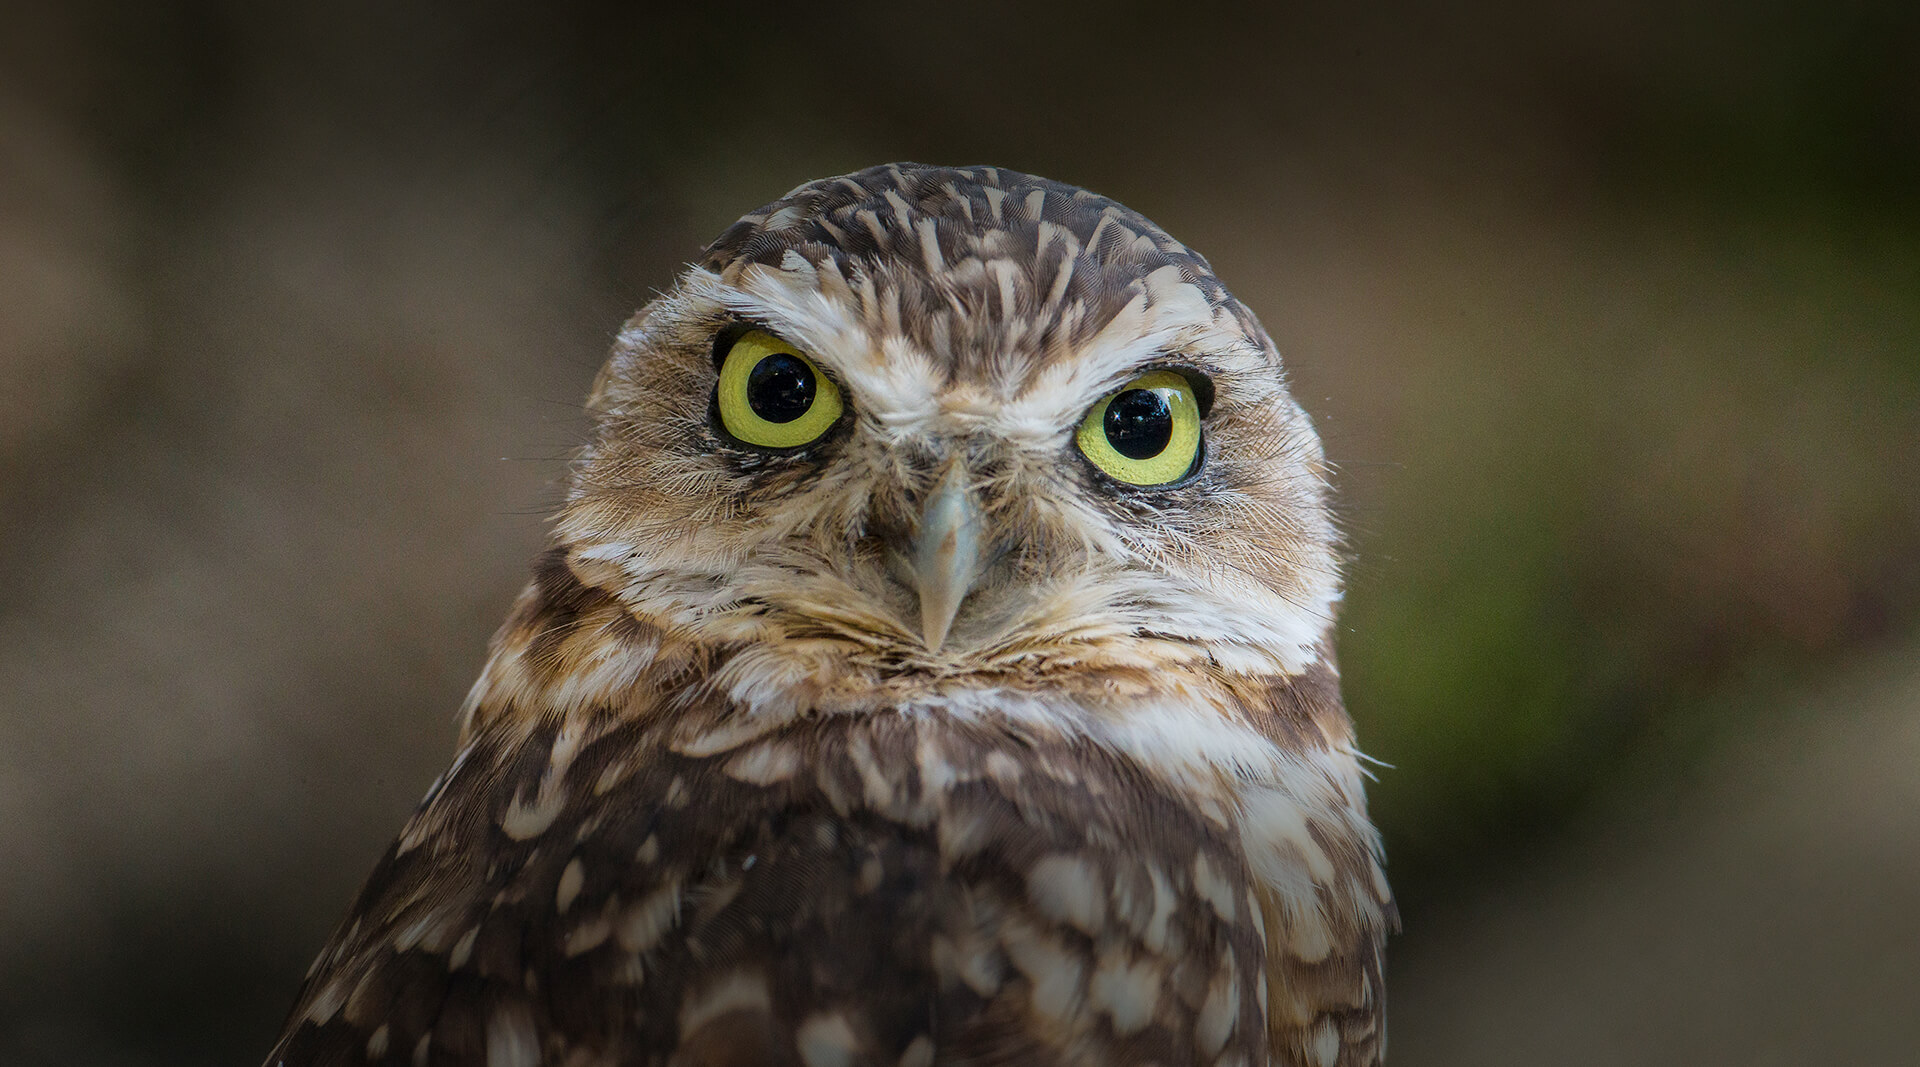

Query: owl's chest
[541,712,1274,1059]
[280,708,1295,1065]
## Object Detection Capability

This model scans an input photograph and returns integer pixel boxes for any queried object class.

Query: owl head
[544,164,1339,720]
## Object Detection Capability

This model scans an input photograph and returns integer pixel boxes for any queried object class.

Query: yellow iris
[1075,370,1203,485]
[715,330,844,449]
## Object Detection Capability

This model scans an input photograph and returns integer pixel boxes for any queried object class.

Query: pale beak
[911,460,985,652]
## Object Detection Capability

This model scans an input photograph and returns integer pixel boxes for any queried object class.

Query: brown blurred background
[3,1,1917,1063]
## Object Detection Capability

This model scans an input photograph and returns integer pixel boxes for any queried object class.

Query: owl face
[557,166,1338,706]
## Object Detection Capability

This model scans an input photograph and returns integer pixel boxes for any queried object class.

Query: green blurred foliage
[1343,212,1920,885]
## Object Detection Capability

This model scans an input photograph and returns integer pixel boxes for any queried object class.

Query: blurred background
[3,1,1917,1063]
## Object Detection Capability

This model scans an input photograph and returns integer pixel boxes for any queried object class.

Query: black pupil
[746,353,816,423]
[1104,388,1173,459]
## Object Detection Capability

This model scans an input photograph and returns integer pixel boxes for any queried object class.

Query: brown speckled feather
[271,713,1271,1066]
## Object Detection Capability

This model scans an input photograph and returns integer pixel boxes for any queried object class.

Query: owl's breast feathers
[269,556,1392,1067]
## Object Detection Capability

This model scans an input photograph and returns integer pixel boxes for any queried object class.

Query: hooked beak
[910,460,985,652]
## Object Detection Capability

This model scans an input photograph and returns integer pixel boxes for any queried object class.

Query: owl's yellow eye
[714,329,844,449]
[1075,370,1204,486]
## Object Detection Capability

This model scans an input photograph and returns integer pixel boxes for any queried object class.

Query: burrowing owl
[265,164,1394,1067]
